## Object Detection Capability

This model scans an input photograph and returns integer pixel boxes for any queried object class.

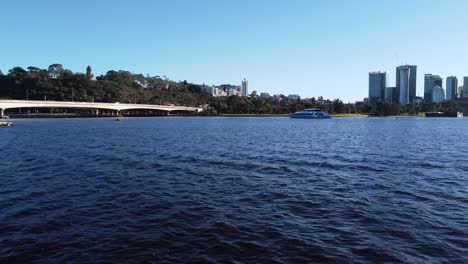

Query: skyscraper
[241,79,248,97]
[424,74,443,102]
[398,67,410,105]
[396,65,417,103]
[464,77,468,98]
[458,86,464,99]
[368,71,388,104]
[432,85,445,103]
[385,87,395,102]
[446,76,458,101]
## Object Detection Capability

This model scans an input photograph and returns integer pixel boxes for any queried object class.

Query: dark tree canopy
[86,65,93,80]
[27,66,41,72]
[48,64,64,79]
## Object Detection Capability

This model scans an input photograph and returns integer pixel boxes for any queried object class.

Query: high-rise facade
[432,85,445,103]
[368,71,388,104]
[396,65,417,103]
[385,87,395,102]
[398,67,410,105]
[458,86,464,99]
[241,79,248,97]
[446,76,458,101]
[463,77,468,98]
[424,74,443,102]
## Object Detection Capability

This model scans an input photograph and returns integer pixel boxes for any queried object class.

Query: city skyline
[369,63,468,104]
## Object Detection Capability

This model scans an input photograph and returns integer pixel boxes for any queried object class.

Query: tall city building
[424,74,443,102]
[396,65,417,103]
[368,71,388,104]
[398,67,411,105]
[241,78,248,97]
[385,87,395,102]
[464,77,468,98]
[458,86,464,99]
[432,85,445,103]
[446,76,458,101]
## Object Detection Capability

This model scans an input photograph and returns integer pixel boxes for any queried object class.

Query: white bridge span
[0,100,203,118]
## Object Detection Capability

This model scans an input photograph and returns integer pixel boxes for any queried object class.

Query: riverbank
[332,113,369,117]
[219,114,289,117]
[219,113,369,117]
[5,113,368,118]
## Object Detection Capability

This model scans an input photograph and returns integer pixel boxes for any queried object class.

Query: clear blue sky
[1,0,468,102]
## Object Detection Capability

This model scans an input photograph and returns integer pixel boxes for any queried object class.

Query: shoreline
[219,113,370,117]
[4,113,460,120]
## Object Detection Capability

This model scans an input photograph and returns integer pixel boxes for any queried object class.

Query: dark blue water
[1,117,467,263]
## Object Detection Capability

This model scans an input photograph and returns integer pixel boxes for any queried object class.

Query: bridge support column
[0,108,4,119]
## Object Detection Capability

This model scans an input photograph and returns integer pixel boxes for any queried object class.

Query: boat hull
[425,112,463,118]
[290,114,331,119]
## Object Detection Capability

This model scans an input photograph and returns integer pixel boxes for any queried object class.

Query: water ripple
[0,117,468,263]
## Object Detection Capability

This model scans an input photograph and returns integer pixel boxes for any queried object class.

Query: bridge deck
[0,100,202,113]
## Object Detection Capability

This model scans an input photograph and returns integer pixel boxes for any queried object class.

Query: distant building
[288,94,301,101]
[201,85,216,96]
[424,74,443,102]
[241,79,248,97]
[413,96,424,104]
[464,77,468,98]
[398,67,411,105]
[446,76,458,101]
[432,85,445,103]
[396,65,417,103]
[369,71,388,104]
[260,92,271,99]
[216,84,241,96]
[385,87,395,102]
[201,84,234,97]
[459,86,465,99]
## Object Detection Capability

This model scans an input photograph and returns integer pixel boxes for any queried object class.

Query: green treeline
[1,64,468,116]
[0,65,206,106]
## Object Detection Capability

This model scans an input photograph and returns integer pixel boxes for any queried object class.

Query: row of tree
[0,65,206,106]
[1,64,468,115]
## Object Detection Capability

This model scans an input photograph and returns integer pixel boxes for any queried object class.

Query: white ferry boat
[290,108,331,119]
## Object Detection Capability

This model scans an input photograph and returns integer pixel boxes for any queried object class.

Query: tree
[0,69,3,76]
[8,67,28,79]
[61,69,74,78]
[375,101,401,116]
[332,98,345,113]
[48,64,64,78]
[27,66,41,73]
[86,65,93,80]
[406,103,416,115]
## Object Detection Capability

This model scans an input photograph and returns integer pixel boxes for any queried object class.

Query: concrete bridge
[0,100,203,118]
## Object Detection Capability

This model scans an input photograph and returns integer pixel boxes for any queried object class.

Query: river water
[0,117,467,263]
